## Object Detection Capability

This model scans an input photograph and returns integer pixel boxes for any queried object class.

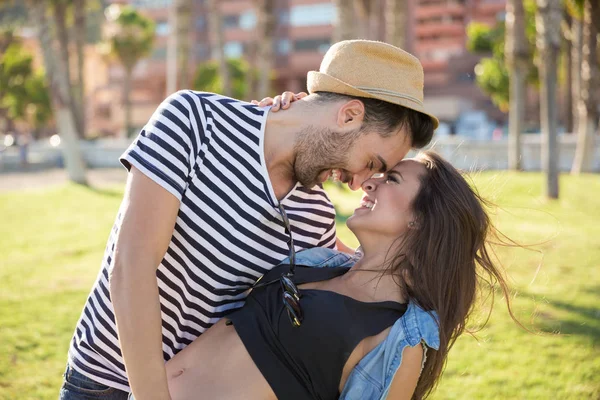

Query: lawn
[0,172,599,399]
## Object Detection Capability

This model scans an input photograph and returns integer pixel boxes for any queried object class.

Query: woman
[130,150,516,400]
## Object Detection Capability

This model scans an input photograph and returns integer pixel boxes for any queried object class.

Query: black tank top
[226,265,407,400]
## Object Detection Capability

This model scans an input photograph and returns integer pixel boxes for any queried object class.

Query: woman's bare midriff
[164,318,277,400]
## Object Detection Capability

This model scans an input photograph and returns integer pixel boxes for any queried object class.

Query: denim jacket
[290,247,441,400]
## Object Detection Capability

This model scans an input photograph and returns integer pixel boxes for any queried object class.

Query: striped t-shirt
[68,91,337,391]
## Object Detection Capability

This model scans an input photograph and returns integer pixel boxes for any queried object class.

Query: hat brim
[307,71,439,129]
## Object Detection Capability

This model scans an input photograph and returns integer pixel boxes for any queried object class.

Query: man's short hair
[313,91,435,148]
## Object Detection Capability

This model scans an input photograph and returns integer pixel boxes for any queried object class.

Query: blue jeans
[59,363,129,400]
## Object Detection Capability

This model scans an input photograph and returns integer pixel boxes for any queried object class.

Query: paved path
[0,168,128,192]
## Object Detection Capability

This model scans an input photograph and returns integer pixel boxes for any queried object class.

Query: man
[60,40,438,399]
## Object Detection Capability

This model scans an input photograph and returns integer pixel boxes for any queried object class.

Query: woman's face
[347,159,426,241]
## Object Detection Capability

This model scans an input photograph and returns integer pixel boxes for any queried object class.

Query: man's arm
[109,167,180,400]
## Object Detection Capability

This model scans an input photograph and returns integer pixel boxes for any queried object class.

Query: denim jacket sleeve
[280,248,441,400]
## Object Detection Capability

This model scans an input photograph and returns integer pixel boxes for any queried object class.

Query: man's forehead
[375,137,411,170]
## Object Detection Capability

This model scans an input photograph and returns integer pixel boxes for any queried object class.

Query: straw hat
[307,40,439,128]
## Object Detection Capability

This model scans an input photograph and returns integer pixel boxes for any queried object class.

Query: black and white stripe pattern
[68,91,337,391]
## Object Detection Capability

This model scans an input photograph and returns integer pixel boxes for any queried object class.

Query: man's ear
[336,99,365,128]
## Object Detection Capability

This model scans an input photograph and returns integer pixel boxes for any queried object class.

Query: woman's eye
[385,175,399,183]
[368,161,374,170]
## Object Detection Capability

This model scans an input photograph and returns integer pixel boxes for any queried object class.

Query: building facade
[91,0,509,137]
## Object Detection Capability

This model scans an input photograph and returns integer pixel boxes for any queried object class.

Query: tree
[193,58,256,99]
[0,32,51,130]
[30,1,87,184]
[73,0,86,137]
[569,2,584,135]
[255,0,276,99]
[167,0,192,94]
[354,0,378,40]
[536,0,563,198]
[333,0,355,42]
[207,0,231,96]
[571,0,599,174]
[505,0,530,170]
[101,5,155,138]
[386,0,407,49]
[52,0,84,139]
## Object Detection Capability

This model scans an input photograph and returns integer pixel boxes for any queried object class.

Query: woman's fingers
[253,91,308,111]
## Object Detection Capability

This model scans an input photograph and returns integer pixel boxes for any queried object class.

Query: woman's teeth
[362,200,375,209]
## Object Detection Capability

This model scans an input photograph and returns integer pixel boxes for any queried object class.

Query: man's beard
[292,125,360,187]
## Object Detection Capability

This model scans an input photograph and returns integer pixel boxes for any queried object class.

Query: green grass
[1,172,599,399]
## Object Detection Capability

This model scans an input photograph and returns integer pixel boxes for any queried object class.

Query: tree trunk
[207,0,231,96]
[333,0,355,42]
[166,3,177,95]
[505,0,529,171]
[256,0,276,99]
[53,0,83,139]
[73,0,86,137]
[571,0,599,174]
[563,14,573,133]
[175,0,192,90]
[536,0,562,198]
[123,67,133,138]
[386,0,407,49]
[571,15,583,135]
[31,0,87,184]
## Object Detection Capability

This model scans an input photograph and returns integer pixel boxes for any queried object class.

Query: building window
[290,3,335,27]
[294,38,331,53]
[224,41,243,58]
[196,43,208,58]
[131,0,172,9]
[223,15,239,29]
[151,46,167,59]
[155,21,169,36]
[239,10,256,30]
[276,39,291,55]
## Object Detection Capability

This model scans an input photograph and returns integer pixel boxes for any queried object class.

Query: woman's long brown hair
[388,151,519,399]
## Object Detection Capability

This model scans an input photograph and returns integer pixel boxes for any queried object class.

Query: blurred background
[0,0,599,399]
[0,0,598,177]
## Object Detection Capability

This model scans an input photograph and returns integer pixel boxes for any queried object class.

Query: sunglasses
[215,203,303,327]
[252,203,303,327]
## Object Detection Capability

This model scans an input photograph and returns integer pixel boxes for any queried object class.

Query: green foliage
[467,1,539,112]
[475,58,511,112]
[0,32,52,127]
[193,58,257,99]
[100,5,155,71]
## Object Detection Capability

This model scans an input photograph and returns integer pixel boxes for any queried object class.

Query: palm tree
[354,0,377,40]
[570,6,583,135]
[73,0,86,137]
[333,0,355,42]
[52,0,85,139]
[255,0,276,99]
[30,0,87,184]
[102,5,155,138]
[207,0,231,96]
[505,0,529,170]
[167,0,192,92]
[386,0,407,49]
[571,0,599,174]
[536,0,563,198]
